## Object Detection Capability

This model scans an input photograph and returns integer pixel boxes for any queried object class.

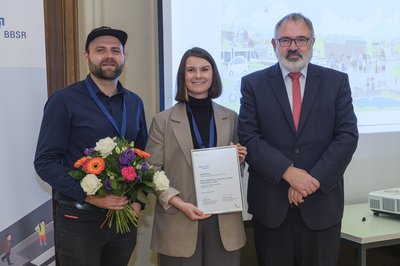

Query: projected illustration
[163,0,400,133]
[215,0,400,133]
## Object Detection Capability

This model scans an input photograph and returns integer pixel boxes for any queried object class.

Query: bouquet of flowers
[70,137,169,234]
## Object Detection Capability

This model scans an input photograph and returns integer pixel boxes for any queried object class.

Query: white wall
[344,132,400,204]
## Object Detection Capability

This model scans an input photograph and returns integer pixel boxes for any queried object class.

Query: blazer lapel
[297,64,321,133]
[270,64,296,132]
[212,102,230,146]
[170,102,231,167]
[170,103,194,168]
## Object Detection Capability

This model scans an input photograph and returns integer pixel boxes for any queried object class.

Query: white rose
[81,174,103,195]
[94,137,116,157]
[153,171,170,191]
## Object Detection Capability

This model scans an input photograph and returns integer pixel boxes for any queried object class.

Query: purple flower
[119,149,135,166]
[104,179,112,191]
[84,148,95,156]
[141,162,149,171]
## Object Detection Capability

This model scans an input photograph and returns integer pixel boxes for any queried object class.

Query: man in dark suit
[238,13,358,266]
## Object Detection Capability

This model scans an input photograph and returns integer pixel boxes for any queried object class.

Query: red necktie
[289,72,302,130]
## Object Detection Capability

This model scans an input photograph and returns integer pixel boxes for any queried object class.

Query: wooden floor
[240,223,400,266]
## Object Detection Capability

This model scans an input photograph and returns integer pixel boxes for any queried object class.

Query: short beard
[88,58,124,80]
[275,48,312,73]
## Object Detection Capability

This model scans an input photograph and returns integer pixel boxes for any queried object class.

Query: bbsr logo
[4,30,27,38]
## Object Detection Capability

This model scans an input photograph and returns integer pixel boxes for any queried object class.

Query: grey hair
[274,13,314,38]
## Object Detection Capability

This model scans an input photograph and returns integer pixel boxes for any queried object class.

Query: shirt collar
[279,62,308,79]
[85,74,125,96]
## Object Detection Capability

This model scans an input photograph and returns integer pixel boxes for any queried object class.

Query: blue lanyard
[186,104,215,148]
[85,79,127,139]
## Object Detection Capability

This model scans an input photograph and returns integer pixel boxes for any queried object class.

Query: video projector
[368,188,400,216]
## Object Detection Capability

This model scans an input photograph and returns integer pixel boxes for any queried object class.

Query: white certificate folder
[191,145,244,214]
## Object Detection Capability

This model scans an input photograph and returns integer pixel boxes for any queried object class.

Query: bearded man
[238,13,359,266]
[34,26,148,266]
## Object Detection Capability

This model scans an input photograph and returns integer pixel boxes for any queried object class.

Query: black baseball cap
[85,26,128,51]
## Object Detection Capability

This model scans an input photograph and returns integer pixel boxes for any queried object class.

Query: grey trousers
[159,215,241,266]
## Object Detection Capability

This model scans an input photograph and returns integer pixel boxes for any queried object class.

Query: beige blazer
[146,102,246,257]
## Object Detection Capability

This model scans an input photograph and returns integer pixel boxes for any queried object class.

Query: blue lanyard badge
[186,104,215,149]
[85,79,127,139]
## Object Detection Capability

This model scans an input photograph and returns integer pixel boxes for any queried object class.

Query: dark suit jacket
[238,63,358,230]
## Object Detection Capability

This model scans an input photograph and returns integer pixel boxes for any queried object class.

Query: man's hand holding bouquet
[70,137,169,233]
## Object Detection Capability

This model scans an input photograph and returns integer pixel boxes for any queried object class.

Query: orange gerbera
[74,157,90,168]
[134,148,151,158]
[83,157,105,175]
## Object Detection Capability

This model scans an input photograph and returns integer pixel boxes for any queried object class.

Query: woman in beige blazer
[146,47,246,266]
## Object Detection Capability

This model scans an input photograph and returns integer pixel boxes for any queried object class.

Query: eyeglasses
[277,37,312,47]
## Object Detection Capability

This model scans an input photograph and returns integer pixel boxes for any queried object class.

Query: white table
[341,203,400,266]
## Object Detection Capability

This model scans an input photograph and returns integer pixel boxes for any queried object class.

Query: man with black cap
[34,26,148,266]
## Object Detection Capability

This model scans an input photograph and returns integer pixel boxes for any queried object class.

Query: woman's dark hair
[175,47,222,102]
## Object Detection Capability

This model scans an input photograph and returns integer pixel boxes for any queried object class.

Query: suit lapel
[297,64,321,133]
[270,64,297,132]
[170,103,194,168]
